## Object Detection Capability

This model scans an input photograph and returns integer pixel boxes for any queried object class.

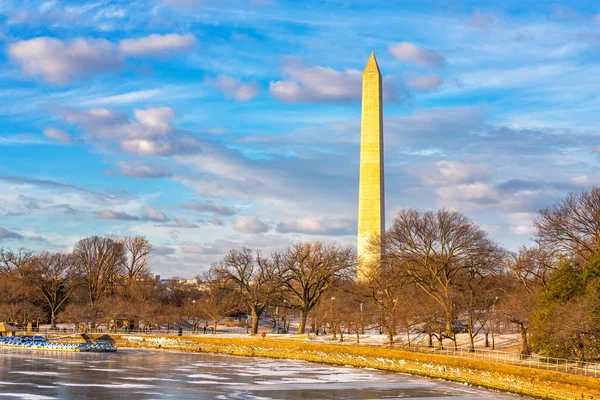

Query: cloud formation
[388,42,445,68]
[113,163,173,179]
[9,34,196,84]
[182,200,237,216]
[0,227,23,240]
[405,73,443,90]
[143,206,170,222]
[43,128,73,144]
[232,216,269,233]
[55,106,200,156]
[9,37,120,84]
[277,217,354,235]
[97,210,140,220]
[119,33,196,56]
[269,58,399,103]
[209,75,260,101]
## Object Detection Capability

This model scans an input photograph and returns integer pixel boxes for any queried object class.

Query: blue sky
[1,0,600,277]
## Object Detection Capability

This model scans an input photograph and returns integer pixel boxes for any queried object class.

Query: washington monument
[357,52,384,281]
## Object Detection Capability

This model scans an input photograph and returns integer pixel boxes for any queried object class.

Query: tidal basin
[0,348,527,400]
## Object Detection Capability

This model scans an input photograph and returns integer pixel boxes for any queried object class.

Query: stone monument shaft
[357,52,384,281]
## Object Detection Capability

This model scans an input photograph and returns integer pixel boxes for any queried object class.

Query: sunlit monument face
[357,53,385,281]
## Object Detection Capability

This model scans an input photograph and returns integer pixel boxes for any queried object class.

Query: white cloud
[131,107,175,135]
[56,106,200,156]
[9,34,195,84]
[114,162,172,179]
[405,73,443,90]
[173,217,198,228]
[57,107,126,129]
[97,210,139,220]
[9,37,120,84]
[270,58,362,102]
[182,200,237,216]
[209,75,260,101]
[436,182,498,204]
[388,42,445,68]
[232,216,270,233]
[277,217,354,235]
[0,227,23,240]
[507,213,536,235]
[43,128,73,144]
[143,205,170,222]
[420,161,490,186]
[269,58,399,103]
[571,175,591,186]
[181,245,223,255]
[154,246,176,256]
[119,33,196,56]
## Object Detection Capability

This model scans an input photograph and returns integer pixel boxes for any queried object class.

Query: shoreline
[75,334,599,400]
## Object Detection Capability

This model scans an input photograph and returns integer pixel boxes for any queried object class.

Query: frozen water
[0,348,524,399]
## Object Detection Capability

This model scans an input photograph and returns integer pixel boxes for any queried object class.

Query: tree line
[1,188,600,361]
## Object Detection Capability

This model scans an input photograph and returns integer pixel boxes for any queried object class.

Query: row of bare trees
[1,188,600,360]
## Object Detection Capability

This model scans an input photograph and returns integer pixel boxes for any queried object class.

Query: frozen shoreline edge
[77,334,598,400]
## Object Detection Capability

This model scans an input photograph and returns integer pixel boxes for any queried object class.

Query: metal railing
[374,342,600,378]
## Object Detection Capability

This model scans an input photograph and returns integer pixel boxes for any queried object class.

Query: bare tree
[213,248,275,334]
[74,236,126,327]
[535,188,600,262]
[24,252,78,329]
[273,241,356,334]
[509,246,554,290]
[123,236,153,291]
[361,254,414,344]
[383,209,504,345]
[196,270,239,333]
[0,248,32,273]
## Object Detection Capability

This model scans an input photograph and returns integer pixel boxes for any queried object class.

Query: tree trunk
[468,314,475,350]
[518,324,530,355]
[213,320,218,334]
[406,326,411,346]
[339,329,343,343]
[298,310,307,334]
[50,309,56,330]
[577,340,585,362]
[444,310,453,337]
[388,329,394,344]
[251,307,260,335]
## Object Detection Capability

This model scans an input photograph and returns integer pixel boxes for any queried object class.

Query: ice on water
[0,348,522,399]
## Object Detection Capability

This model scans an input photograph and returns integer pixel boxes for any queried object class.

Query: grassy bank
[82,334,597,399]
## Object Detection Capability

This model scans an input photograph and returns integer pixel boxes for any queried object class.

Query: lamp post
[192,300,196,333]
[359,302,364,336]
[491,296,499,350]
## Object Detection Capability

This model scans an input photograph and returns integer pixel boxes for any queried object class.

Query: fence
[25,327,600,378]
[378,342,600,378]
